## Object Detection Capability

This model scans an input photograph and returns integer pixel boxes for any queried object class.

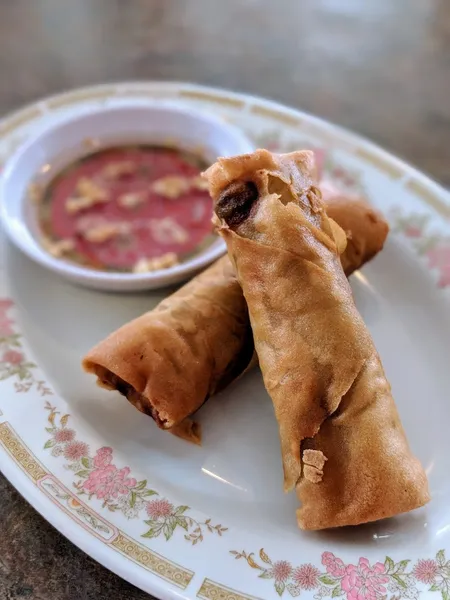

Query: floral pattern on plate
[43,402,227,544]
[231,548,450,600]
[0,299,52,395]
[391,210,450,288]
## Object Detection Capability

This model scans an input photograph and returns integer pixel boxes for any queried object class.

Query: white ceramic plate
[1,82,450,600]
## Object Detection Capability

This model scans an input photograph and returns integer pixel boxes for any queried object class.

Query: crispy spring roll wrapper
[82,189,388,444]
[320,181,389,275]
[207,149,429,529]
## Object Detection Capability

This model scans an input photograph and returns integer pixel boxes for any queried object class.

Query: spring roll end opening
[87,364,169,429]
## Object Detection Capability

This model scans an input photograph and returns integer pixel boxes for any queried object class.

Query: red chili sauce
[37,146,214,272]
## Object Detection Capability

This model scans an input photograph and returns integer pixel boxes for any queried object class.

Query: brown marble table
[0,1,449,598]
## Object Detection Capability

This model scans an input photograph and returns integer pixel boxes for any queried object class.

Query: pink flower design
[322,551,346,578]
[272,560,292,583]
[413,559,438,585]
[343,176,356,187]
[146,498,174,520]
[0,299,13,336]
[438,265,450,288]
[341,558,388,600]
[426,246,450,268]
[53,428,75,443]
[292,563,320,590]
[93,446,113,468]
[2,350,24,365]
[426,246,450,288]
[83,464,136,500]
[404,225,422,239]
[64,441,89,461]
[333,167,346,178]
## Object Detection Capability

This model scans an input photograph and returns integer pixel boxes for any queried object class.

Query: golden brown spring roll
[207,149,429,529]
[83,184,388,444]
[321,181,387,275]
[83,256,253,430]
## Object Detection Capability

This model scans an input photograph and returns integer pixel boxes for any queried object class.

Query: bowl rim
[0,101,253,289]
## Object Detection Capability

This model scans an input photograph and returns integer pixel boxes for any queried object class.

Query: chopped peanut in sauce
[66,196,97,214]
[81,222,129,244]
[83,138,98,150]
[65,177,110,214]
[149,217,189,245]
[191,144,206,156]
[162,137,178,148]
[133,252,179,273]
[41,237,75,258]
[28,182,43,204]
[152,175,190,199]
[191,201,206,222]
[102,161,137,179]
[76,177,108,202]
[117,191,147,209]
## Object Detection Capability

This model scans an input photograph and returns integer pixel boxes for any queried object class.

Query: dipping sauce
[35,146,214,272]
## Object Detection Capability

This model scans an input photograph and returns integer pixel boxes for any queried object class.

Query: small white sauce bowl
[0,102,253,291]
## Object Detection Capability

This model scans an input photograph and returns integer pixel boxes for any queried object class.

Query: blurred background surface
[0,1,449,598]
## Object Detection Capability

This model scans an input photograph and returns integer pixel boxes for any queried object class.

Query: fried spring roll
[83,256,254,433]
[207,149,429,529]
[83,182,388,444]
